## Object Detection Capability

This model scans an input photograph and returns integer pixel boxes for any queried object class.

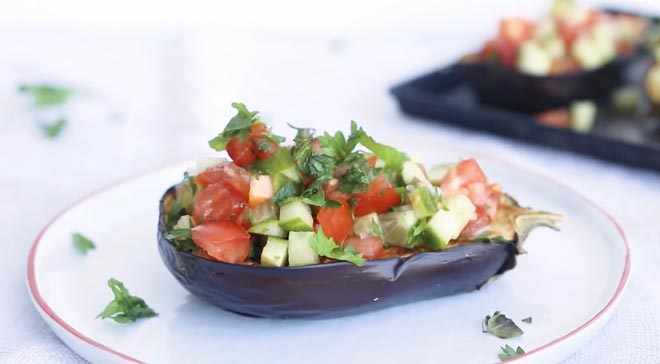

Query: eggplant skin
[158,186,518,319]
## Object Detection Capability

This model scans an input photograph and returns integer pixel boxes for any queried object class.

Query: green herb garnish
[337,152,374,194]
[522,316,533,324]
[350,121,408,173]
[72,232,95,254]
[39,118,67,139]
[165,228,197,252]
[405,219,427,248]
[97,278,158,324]
[483,311,524,339]
[498,345,525,361]
[208,102,259,151]
[18,84,73,107]
[309,228,365,266]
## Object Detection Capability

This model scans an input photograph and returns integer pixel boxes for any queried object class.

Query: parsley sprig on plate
[97,278,158,324]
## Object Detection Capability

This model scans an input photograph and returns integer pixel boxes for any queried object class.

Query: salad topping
[164,103,549,267]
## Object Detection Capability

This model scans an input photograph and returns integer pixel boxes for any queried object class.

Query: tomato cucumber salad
[165,103,512,267]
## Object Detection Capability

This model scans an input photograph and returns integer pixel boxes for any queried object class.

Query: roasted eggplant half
[158,185,560,319]
[156,103,561,318]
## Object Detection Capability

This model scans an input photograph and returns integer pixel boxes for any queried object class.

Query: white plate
[27,152,629,364]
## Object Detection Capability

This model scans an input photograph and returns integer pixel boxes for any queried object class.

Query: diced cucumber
[353,212,383,238]
[288,231,320,266]
[379,208,419,246]
[174,215,194,229]
[427,163,454,185]
[517,41,551,76]
[569,100,597,133]
[409,185,438,219]
[646,66,660,103]
[259,149,302,190]
[611,86,642,114]
[572,34,614,70]
[260,237,289,267]
[539,36,565,59]
[279,200,314,231]
[247,201,278,225]
[424,194,476,250]
[247,219,287,238]
[402,161,429,185]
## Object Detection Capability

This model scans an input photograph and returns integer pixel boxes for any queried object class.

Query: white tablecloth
[2,15,660,364]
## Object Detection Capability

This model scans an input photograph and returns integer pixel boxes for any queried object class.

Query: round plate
[27,152,629,364]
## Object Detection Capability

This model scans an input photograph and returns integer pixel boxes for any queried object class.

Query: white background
[2,0,660,363]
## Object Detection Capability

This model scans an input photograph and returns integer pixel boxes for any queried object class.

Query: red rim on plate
[26,158,630,364]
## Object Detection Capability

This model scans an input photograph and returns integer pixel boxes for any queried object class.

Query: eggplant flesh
[157,186,560,319]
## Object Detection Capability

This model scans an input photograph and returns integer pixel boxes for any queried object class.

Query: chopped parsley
[209,103,284,152]
[39,118,67,139]
[72,232,95,254]
[522,316,533,324]
[498,345,525,361]
[483,311,524,339]
[18,84,73,107]
[97,278,158,324]
[309,228,365,266]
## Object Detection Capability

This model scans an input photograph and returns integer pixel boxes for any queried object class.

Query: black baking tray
[391,7,660,172]
[391,61,660,172]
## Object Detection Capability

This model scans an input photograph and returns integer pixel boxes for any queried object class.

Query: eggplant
[157,186,560,319]
[457,52,641,113]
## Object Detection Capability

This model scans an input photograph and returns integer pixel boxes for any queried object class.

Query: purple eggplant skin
[158,186,518,319]
[457,51,641,113]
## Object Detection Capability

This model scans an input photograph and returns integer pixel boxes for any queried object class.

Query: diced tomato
[191,221,250,264]
[342,236,384,260]
[248,175,274,207]
[311,138,321,154]
[247,123,281,160]
[550,58,579,75]
[251,139,280,160]
[441,158,501,222]
[193,182,248,223]
[498,18,535,45]
[460,209,491,240]
[352,174,402,217]
[226,137,256,167]
[535,109,570,128]
[317,192,353,244]
[441,158,487,193]
[365,155,378,168]
[493,37,519,69]
[195,163,250,198]
[478,39,498,61]
[556,10,599,46]
[249,123,268,138]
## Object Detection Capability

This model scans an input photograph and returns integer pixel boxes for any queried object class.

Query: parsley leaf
[350,121,408,173]
[337,152,373,194]
[165,228,197,252]
[97,278,158,324]
[498,345,525,361]
[522,317,533,324]
[483,311,524,339]
[309,228,366,266]
[405,219,426,248]
[272,180,300,206]
[18,84,73,107]
[208,102,259,151]
[39,118,67,139]
[72,232,95,254]
[318,130,351,159]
